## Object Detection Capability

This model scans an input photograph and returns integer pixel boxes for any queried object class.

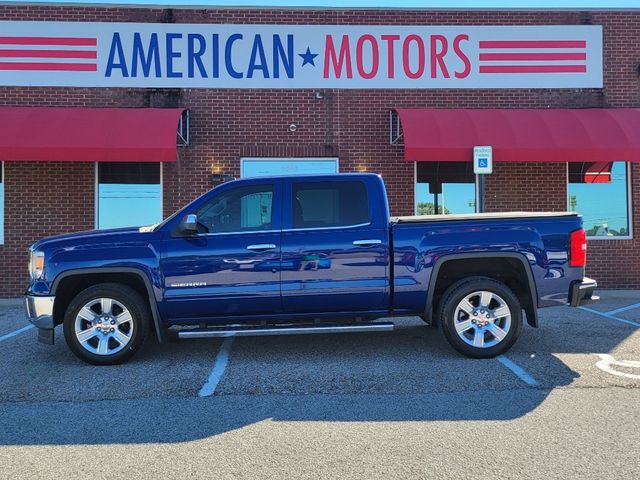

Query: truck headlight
[29,251,45,280]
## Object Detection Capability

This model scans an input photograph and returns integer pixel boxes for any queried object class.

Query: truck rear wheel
[438,277,522,358]
[63,283,150,365]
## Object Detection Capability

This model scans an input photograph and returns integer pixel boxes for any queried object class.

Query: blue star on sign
[298,47,318,67]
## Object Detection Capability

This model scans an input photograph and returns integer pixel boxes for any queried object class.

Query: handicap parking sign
[473,146,493,174]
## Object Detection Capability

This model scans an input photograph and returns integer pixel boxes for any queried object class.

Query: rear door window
[292,181,369,229]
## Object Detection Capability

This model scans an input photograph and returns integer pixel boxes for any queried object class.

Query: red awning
[395,108,640,162]
[0,107,185,162]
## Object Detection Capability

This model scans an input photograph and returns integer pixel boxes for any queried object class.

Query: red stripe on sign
[0,49,97,59]
[0,62,97,71]
[479,52,587,61]
[0,37,97,46]
[479,40,587,49]
[480,65,587,74]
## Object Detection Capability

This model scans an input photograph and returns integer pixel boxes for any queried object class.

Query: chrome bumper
[24,295,55,329]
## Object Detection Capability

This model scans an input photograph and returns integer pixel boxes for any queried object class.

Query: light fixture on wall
[210,173,235,185]
[314,91,324,100]
[209,163,234,185]
[289,123,298,132]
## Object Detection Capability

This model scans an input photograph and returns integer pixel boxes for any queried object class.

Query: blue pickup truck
[25,173,597,364]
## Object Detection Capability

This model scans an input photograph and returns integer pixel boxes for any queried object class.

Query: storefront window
[241,157,338,178]
[97,162,162,230]
[568,161,631,238]
[415,162,476,215]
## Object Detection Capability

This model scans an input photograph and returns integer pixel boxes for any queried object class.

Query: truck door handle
[353,239,382,246]
[246,244,277,251]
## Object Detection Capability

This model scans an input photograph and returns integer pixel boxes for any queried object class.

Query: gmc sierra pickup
[25,173,598,364]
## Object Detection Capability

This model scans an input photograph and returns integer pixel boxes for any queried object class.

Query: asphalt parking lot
[1,291,639,479]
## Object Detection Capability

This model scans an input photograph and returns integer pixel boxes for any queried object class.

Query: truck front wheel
[438,277,523,358]
[63,283,150,365]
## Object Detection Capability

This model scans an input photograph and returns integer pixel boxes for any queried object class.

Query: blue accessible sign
[473,146,493,174]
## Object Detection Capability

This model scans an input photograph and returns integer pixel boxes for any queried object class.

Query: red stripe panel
[0,49,97,59]
[480,52,587,61]
[479,40,586,49]
[480,65,587,74]
[0,36,97,46]
[0,62,97,71]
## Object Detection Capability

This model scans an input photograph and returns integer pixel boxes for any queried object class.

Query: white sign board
[0,22,603,89]
[474,146,493,174]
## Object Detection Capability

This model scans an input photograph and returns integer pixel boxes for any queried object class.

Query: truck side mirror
[179,214,198,235]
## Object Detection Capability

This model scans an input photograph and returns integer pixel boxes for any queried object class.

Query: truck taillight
[569,229,587,268]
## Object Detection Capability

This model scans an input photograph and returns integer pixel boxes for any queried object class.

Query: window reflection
[97,162,161,230]
[568,161,630,238]
[416,162,476,215]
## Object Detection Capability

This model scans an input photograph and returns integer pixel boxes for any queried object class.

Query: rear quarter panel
[391,215,584,314]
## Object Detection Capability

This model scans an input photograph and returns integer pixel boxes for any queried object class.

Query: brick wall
[0,6,638,294]
[0,162,95,295]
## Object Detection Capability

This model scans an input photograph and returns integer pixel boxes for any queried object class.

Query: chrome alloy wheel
[74,298,134,356]
[453,290,512,349]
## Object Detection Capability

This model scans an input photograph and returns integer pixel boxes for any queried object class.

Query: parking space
[215,318,527,396]
[0,290,639,479]
[0,301,33,338]
[0,290,638,405]
[0,307,226,402]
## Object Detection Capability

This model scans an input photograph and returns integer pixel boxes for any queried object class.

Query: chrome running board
[177,322,394,339]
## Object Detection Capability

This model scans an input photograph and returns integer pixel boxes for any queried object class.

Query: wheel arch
[51,267,166,343]
[423,252,539,328]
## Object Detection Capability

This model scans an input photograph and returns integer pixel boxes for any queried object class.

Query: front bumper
[24,295,55,329]
[569,277,599,307]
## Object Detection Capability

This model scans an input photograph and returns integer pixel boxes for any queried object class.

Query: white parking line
[0,324,35,343]
[496,355,538,386]
[198,335,235,398]
[606,302,640,316]
[578,306,640,328]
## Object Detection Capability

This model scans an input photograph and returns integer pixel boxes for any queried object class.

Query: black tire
[438,276,523,358]
[63,283,150,365]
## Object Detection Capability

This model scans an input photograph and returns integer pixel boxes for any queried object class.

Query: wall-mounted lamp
[314,91,324,100]
[210,173,236,185]
[209,163,235,185]
[289,123,298,132]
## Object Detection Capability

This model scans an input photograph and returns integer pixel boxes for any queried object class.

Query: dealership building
[0,2,638,296]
